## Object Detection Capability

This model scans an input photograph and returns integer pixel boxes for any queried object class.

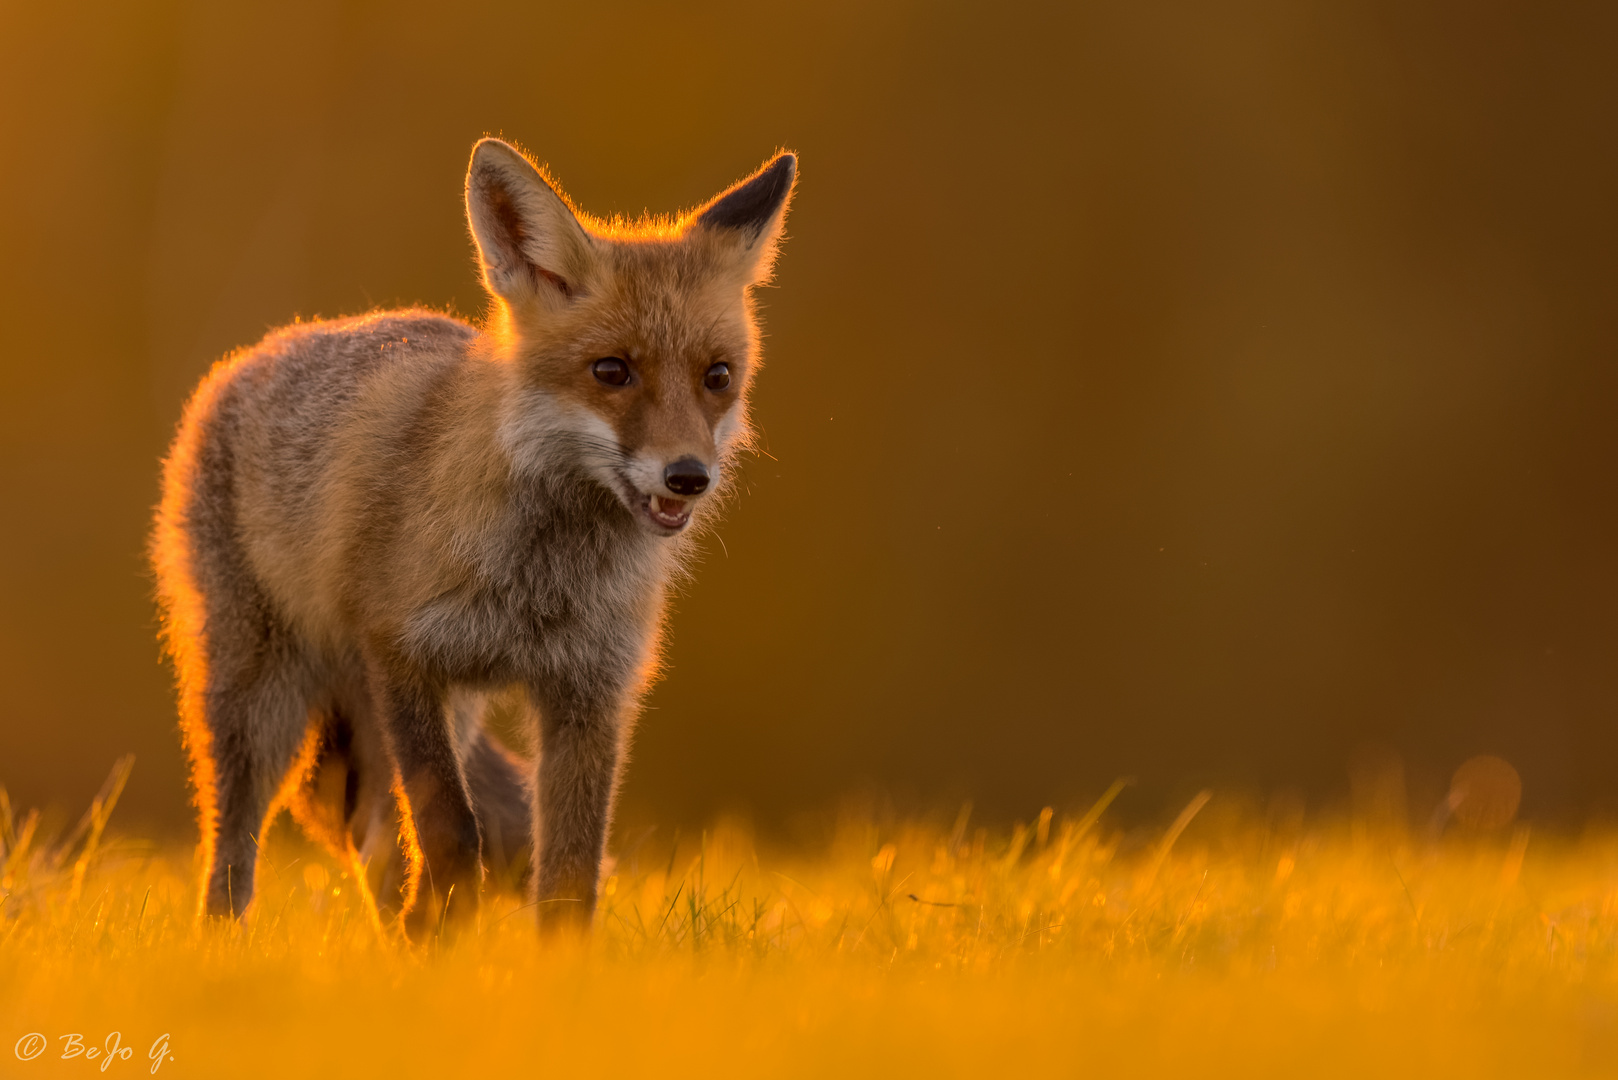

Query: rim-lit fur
[151,139,794,934]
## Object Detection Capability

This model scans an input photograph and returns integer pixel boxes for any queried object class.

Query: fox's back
[165,309,480,643]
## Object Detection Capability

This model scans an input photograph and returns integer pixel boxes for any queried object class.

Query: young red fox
[151,139,795,935]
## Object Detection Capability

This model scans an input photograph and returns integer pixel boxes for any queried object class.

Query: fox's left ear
[694,152,796,285]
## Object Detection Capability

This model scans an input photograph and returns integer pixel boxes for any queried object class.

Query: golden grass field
[3,765,1617,1078]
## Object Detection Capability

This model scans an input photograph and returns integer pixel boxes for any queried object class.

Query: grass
[3,766,1618,1078]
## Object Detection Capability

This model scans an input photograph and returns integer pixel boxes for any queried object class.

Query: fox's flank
[150,138,796,937]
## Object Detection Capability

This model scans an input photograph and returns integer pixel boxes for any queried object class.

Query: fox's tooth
[649,495,661,515]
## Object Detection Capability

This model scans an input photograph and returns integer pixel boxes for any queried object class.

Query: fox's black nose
[663,458,710,496]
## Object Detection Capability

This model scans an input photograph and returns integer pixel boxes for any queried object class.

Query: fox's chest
[396,528,663,685]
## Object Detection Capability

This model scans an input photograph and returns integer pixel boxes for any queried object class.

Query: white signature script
[13,1032,173,1073]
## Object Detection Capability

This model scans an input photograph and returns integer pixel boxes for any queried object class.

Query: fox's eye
[704,362,731,391]
[592,357,630,386]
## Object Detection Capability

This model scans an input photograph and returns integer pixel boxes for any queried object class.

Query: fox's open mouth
[642,493,691,532]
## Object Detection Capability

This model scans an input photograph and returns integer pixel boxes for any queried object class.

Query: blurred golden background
[2,0,1616,834]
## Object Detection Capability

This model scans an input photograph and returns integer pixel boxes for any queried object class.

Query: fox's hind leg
[450,689,533,890]
[198,615,317,918]
[336,679,418,915]
[286,694,412,915]
[288,685,528,917]
[464,728,533,889]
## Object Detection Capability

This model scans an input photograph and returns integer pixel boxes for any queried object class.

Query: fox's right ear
[465,138,595,303]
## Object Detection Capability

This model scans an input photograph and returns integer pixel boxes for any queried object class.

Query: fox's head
[465,138,795,537]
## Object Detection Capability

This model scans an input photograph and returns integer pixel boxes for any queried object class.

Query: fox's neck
[443,343,667,578]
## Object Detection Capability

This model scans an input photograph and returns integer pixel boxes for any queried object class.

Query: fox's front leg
[528,677,630,933]
[369,661,483,939]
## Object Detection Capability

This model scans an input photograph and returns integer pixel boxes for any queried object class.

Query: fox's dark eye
[704,362,731,391]
[592,357,630,386]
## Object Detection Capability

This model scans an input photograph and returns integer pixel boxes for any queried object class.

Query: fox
[151,137,796,935]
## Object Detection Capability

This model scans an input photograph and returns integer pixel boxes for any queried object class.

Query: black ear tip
[698,153,798,235]
[759,153,797,198]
